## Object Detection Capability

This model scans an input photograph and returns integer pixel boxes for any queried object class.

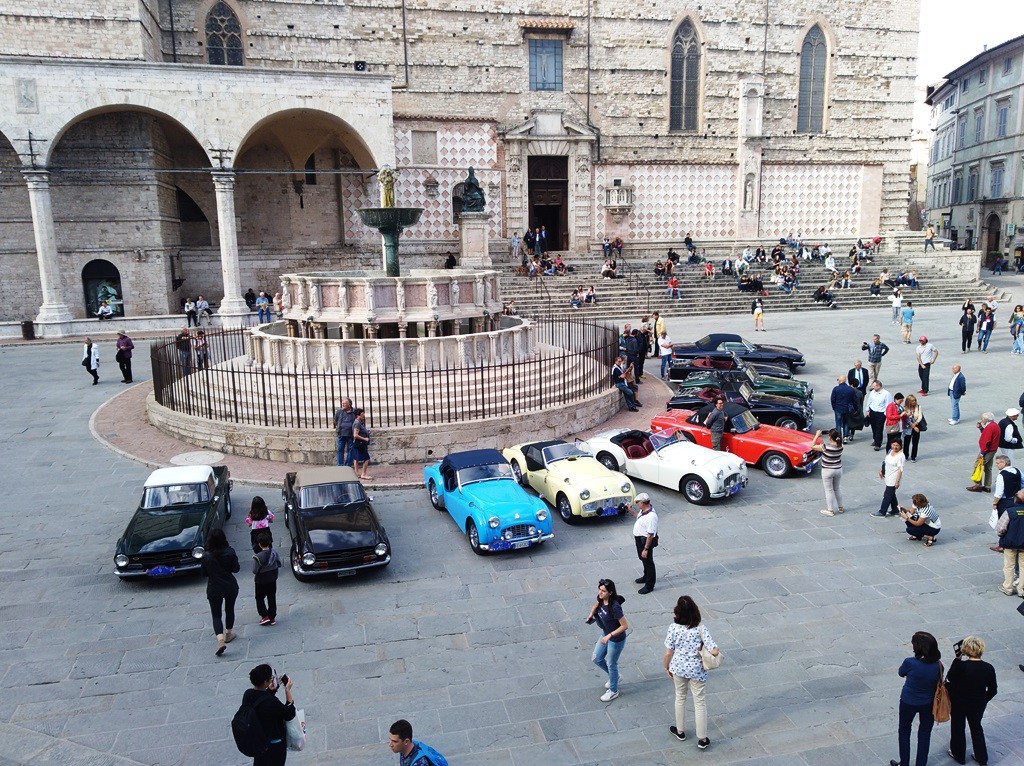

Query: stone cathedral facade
[0,1,918,326]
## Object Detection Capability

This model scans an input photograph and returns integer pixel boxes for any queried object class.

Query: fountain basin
[356,207,423,230]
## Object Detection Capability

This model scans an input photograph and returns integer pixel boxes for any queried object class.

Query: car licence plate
[600,505,619,517]
[512,540,531,549]
[336,570,356,578]
[146,566,175,577]
[729,484,743,495]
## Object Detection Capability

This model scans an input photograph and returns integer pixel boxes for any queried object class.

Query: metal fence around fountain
[150,319,619,430]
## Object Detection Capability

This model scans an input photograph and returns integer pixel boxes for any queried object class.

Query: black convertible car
[669,351,793,381]
[668,381,813,430]
[283,467,391,581]
[114,465,232,578]
[672,333,805,371]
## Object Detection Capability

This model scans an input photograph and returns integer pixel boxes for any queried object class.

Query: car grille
[724,473,744,491]
[313,546,378,568]
[502,524,538,541]
[127,551,193,567]
[582,495,631,515]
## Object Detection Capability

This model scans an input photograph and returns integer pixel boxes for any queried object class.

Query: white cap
[634,492,651,504]
[1008,408,1021,418]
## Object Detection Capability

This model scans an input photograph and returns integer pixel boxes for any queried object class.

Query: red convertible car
[651,402,819,478]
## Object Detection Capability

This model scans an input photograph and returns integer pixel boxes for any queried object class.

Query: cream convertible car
[580,428,748,505]
[502,441,635,524]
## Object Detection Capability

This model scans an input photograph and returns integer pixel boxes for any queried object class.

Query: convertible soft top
[695,401,749,420]
[695,333,742,349]
[294,466,359,488]
[520,440,567,453]
[441,449,509,471]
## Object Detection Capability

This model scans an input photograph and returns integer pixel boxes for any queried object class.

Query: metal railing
[151,319,619,430]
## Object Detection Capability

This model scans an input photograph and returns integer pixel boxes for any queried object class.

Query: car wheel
[680,475,710,505]
[428,479,444,510]
[556,493,578,525]
[225,492,232,520]
[289,546,314,583]
[596,452,619,472]
[762,451,792,478]
[467,521,486,555]
[510,460,525,486]
[775,416,800,430]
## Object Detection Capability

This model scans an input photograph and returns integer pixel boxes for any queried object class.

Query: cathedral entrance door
[528,156,568,250]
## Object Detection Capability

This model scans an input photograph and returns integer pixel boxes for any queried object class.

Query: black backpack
[232,694,271,757]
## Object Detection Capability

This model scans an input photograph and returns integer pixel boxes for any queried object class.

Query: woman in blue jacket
[890,631,941,766]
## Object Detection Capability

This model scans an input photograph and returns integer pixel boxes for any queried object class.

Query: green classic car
[676,364,812,403]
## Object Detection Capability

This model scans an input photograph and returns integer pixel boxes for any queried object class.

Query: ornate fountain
[356,166,422,277]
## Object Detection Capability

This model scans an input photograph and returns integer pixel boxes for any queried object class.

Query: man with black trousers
[865,380,893,451]
[627,493,658,594]
[847,360,869,394]
[242,664,295,766]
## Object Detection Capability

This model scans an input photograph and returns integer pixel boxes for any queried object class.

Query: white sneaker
[600,690,619,702]
[820,509,835,517]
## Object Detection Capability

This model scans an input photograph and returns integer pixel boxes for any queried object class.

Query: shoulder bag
[933,661,951,723]
[698,624,722,670]
[916,413,928,432]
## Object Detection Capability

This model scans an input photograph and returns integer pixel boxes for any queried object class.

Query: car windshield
[141,483,209,509]
[542,443,590,464]
[694,334,714,350]
[732,409,761,433]
[649,430,683,451]
[739,382,756,400]
[744,367,759,384]
[743,339,756,352]
[299,482,365,510]
[458,463,513,486]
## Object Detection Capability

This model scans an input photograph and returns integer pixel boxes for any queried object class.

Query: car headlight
[536,508,548,522]
[301,552,316,567]
[488,516,500,529]
[191,546,205,560]
[579,489,591,500]
[374,543,388,557]
[114,554,129,568]
[620,482,631,494]
[528,525,537,536]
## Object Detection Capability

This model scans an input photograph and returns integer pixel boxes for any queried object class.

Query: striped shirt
[821,441,843,470]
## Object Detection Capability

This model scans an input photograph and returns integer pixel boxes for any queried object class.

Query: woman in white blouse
[664,595,719,750]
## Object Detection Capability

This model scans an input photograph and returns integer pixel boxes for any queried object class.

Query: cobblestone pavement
[2,294,1024,765]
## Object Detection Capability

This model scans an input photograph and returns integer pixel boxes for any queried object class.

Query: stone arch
[0,128,39,321]
[664,12,707,133]
[794,17,837,134]
[232,108,380,170]
[81,258,123,317]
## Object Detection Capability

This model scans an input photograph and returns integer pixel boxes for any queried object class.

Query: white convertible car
[581,428,748,505]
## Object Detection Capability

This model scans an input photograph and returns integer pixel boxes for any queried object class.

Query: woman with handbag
[663,595,719,751]
[890,631,942,766]
[903,395,926,462]
[82,336,100,385]
[945,636,997,766]
[884,392,907,451]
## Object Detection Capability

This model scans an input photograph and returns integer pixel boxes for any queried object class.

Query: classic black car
[668,381,813,430]
[669,351,793,381]
[672,333,805,371]
[283,467,390,581]
[114,465,232,578]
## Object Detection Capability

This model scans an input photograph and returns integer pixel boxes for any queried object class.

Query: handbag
[285,708,307,751]
[933,663,951,723]
[917,414,928,432]
[698,624,722,670]
[989,508,1000,530]
[970,456,985,484]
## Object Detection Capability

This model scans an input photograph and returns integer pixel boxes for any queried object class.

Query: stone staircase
[500,240,1009,320]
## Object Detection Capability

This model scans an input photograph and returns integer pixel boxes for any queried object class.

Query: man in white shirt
[658,331,674,380]
[890,290,902,324]
[915,336,939,396]
[627,493,658,594]
[865,380,894,451]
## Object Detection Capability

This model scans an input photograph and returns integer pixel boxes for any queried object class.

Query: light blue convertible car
[424,449,554,554]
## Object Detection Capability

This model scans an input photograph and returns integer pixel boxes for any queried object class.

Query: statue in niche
[308,282,321,311]
[280,281,292,310]
[378,166,397,208]
[460,167,486,212]
[450,279,460,306]
[427,281,438,309]
[743,174,756,211]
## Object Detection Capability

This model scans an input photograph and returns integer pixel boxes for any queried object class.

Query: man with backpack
[252,532,282,626]
[387,719,448,766]
[234,664,295,765]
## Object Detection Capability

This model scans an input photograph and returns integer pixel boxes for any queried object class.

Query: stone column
[23,171,74,326]
[211,171,250,319]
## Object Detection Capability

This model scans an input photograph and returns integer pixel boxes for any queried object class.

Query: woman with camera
[898,494,941,546]
[585,579,628,702]
[890,631,942,766]
[945,636,997,766]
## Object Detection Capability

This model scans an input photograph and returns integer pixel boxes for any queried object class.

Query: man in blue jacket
[830,376,859,443]
[947,364,967,425]
[388,720,447,766]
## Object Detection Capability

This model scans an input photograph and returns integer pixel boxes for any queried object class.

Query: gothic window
[797,25,827,133]
[669,20,700,132]
[206,2,243,66]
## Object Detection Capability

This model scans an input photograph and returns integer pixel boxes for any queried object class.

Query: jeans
[950,394,961,421]
[661,355,672,378]
[593,636,625,693]
[821,467,843,512]
[258,308,271,323]
[897,699,934,766]
[925,238,935,251]
[673,676,708,739]
[208,591,237,635]
[949,701,988,765]
[634,535,656,587]
[977,328,991,350]
[918,363,931,393]
[336,436,354,466]
[615,382,638,409]
[834,412,849,438]
[878,485,899,515]
[255,581,277,620]
[178,350,191,369]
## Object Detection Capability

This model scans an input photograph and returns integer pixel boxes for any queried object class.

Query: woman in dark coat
[945,636,997,766]
[201,528,240,656]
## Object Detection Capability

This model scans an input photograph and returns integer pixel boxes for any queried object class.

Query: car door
[524,446,550,500]
[626,441,661,485]
[689,420,714,449]
[441,467,466,529]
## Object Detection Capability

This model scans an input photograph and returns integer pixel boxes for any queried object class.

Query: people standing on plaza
[901,301,915,343]
[115,330,134,383]
[245,496,274,553]
[82,336,100,385]
[890,289,903,325]
[994,490,1024,596]
[830,375,858,442]
[873,440,905,517]
[915,336,938,396]
[663,595,718,750]
[626,493,658,594]
[633,328,650,382]
[387,719,448,766]
[703,398,727,451]
[976,307,995,352]
[751,296,765,331]
[960,308,977,352]
[945,636,997,766]
[239,664,295,766]
[175,327,192,370]
[885,393,907,451]
[847,360,869,395]
[201,528,240,656]
[862,335,889,384]
[866,380,894,451]
[810,429,844,516]
[193,329,209,371]
[585,578,629,702]
[924,224,936,251]
[948,365,966,425]
[997,408,1022,459]
[255,291,271,323]
[898,494,941,546]
[658,330,674,380]
[333,398,356,467]
[352,408,372,480]
[251,532,281,627]
[889,631,941,766]
[968,413,1000,493]
[902,394,925,462]
[624,330,641,384]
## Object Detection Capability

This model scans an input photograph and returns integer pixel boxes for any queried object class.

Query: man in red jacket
[969,412,1001,492]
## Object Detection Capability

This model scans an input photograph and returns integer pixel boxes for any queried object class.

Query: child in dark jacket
[252,532,282,626]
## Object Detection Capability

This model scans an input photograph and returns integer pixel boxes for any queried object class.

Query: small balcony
[603,185,634,218]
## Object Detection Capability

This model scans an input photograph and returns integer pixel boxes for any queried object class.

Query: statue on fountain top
[378,166,397,208]
[460,167,486,213]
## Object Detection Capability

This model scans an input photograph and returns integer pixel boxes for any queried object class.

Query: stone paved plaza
[2,290,1024,766]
